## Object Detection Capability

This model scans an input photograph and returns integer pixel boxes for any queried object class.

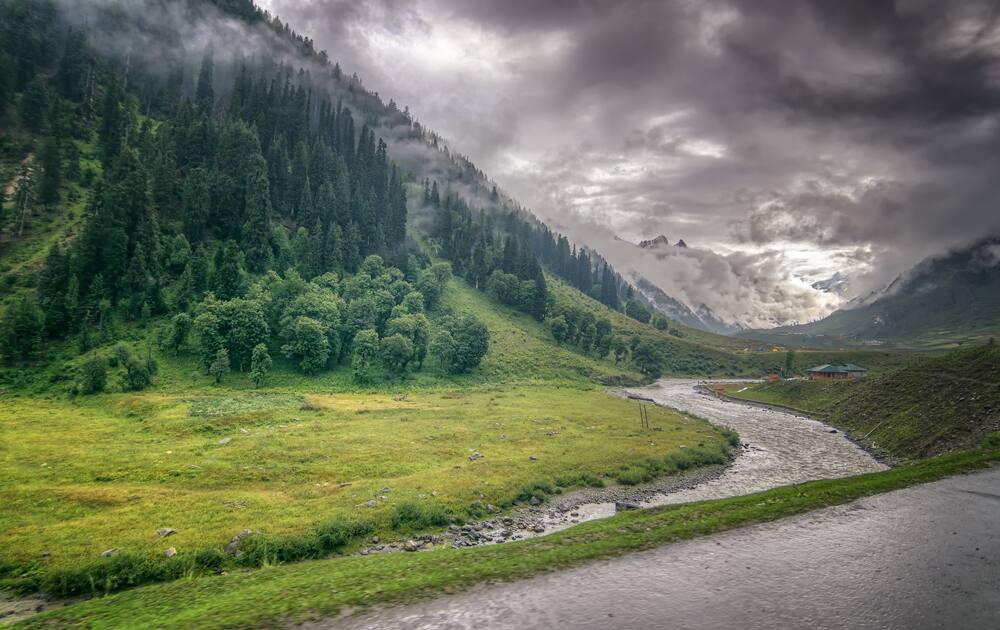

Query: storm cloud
[257,0,1000,326]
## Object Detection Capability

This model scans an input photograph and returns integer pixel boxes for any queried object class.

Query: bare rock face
[224,529,254,556]
[638,234,671,249]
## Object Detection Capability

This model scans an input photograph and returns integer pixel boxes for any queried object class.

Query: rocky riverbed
[355,462,732,555]
[361,378,886,555]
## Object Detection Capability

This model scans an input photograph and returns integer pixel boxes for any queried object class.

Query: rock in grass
[218,437,232,445]
[165,547,176,558]
[469,452,483,461]
[156,527,177,538]
[100,548,119,557]
[404,540,424,552]
[224,529,253,556]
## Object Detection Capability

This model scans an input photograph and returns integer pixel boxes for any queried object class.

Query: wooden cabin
[806,363,868,381]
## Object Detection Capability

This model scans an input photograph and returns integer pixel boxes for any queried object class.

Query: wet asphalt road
[325,466,1000,630]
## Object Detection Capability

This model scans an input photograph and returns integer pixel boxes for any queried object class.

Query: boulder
[404,540,424,552]
[224,529,254,556]
[156,527,177,538]
[165,547,177,558]
[529,496,541,506]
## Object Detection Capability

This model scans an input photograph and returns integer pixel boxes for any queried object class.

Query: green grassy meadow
[14,447,1000,629]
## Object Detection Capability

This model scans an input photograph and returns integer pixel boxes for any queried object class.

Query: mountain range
[740,237,1000,349]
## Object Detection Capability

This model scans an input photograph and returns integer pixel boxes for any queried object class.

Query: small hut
[806,363,868,381]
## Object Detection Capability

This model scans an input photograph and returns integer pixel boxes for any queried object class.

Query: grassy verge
[722,345,1000,461]
[17,448,1000,629]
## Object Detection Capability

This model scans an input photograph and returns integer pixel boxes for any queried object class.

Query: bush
[79,355,107,394]
[555,471,605,489]
[465,501,488,519]
[513,479,557,504]
[614,467,652,486]
[391,500,453,530]
[42,518,373,597]
[719,427,741,448]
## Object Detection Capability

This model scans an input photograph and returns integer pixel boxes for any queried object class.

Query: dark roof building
[807,363,868,380]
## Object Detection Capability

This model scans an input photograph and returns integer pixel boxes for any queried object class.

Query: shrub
[513,479,557,504]
[719,427,741,448]
[465,501,488,519]
[391,500,453,530]
[614,467,652,486]
[79,355,107,394]
[555,471,605,489]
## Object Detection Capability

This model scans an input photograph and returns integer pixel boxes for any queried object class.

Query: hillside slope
[726,345,1000,461]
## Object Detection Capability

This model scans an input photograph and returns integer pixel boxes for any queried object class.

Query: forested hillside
[0,0,750,388]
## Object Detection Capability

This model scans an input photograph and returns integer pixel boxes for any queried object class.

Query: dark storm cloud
[259,0,1000,325]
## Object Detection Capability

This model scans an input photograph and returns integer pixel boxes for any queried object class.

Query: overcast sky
[257,0,1000,328]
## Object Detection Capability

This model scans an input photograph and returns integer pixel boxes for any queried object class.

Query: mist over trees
[0,0,677,384]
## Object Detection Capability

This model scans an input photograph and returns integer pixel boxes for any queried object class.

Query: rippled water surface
[629,379,887,506]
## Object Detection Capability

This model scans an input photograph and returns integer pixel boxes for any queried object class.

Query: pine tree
[19,78,48,132]
[181,167,210,241]
[0,297,43,364]
[213,240,243,299]
[242,154,273,272]
[195,47,215,114]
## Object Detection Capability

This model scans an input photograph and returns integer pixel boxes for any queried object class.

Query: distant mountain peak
[638,235,688,249]
[638,235,671,249]
[811,271,849,294]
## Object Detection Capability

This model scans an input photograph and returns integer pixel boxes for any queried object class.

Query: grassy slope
[724,345,1000,461]
[0,137,101,304]
[546,276,917,377]
[17,448,1000,629]
[0,276,732,584]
